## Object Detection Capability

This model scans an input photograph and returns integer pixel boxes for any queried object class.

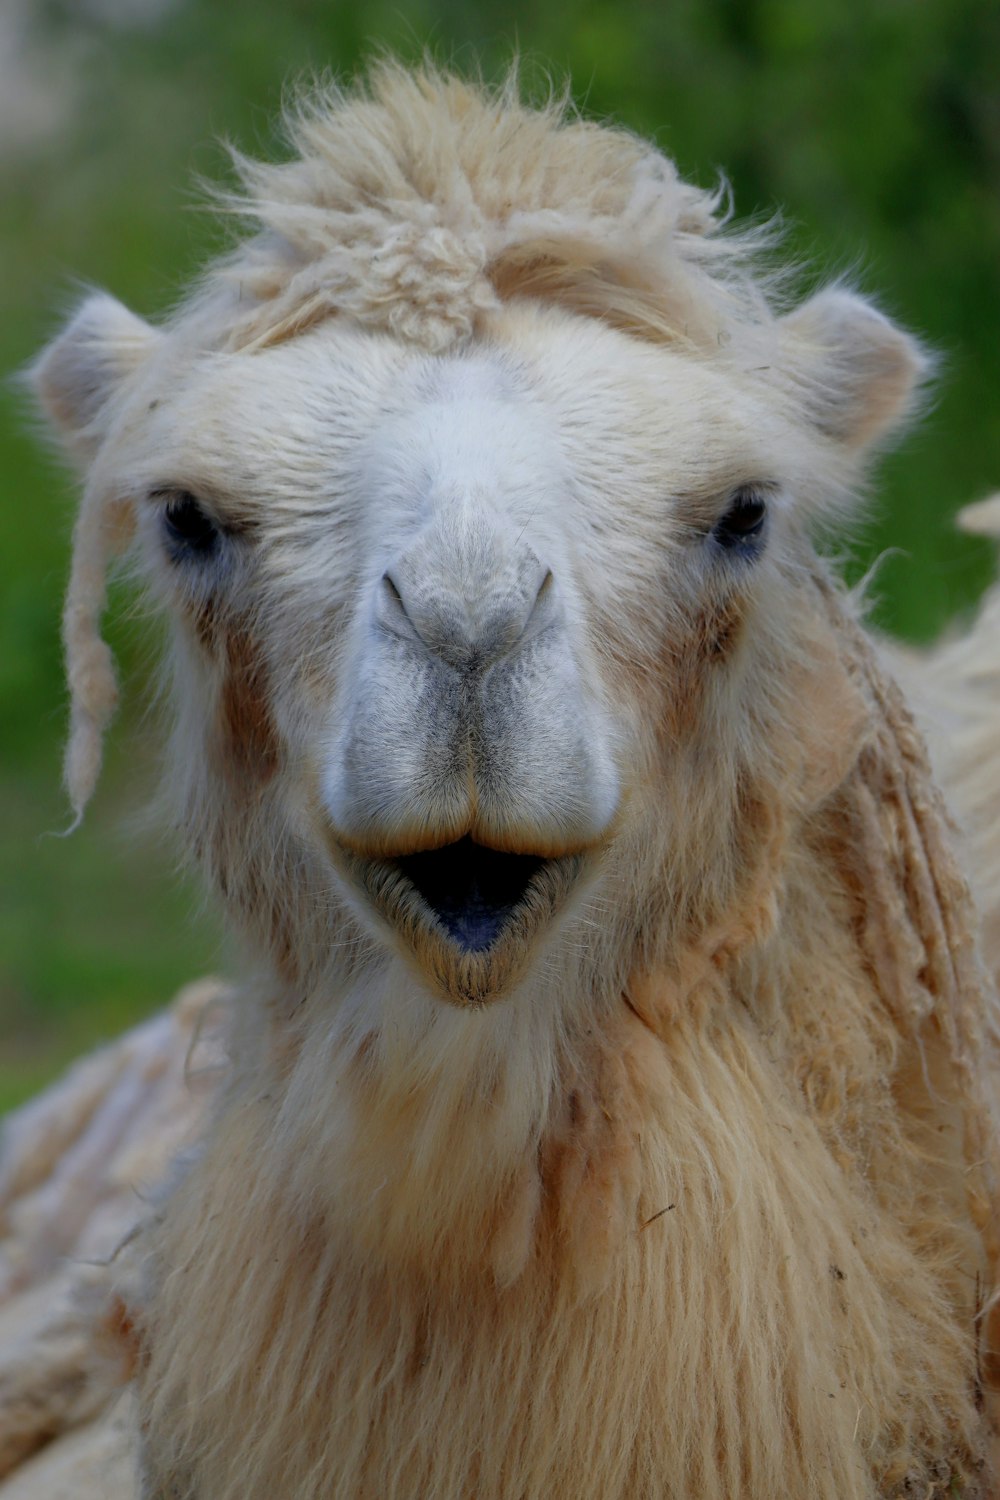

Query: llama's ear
[30,293,160,465]
[781,289,929,454]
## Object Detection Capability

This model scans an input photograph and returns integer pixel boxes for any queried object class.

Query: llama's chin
[332,835,585,1005]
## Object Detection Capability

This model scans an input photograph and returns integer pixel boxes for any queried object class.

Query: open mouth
[332,830,585,1003]
[395,837,549,952]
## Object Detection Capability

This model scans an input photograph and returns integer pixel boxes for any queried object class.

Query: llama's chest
[136,1033,988,1500]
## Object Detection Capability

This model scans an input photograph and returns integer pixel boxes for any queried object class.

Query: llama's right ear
[30,293,161,466]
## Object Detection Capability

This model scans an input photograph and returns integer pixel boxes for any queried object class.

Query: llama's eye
[161,493,220,559]
[712,489,768,552]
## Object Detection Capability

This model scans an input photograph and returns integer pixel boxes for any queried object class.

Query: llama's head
[32,68,924,1013]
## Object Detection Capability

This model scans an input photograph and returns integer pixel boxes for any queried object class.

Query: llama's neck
[223,951,640,1288]
[142,882,992,1499]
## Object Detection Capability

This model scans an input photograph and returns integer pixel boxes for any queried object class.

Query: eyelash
[151,485,769,571]
[157,491,222,561]
[711,487,769,553]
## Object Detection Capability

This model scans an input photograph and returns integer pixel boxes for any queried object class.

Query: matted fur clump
[16,61,1000,1500]
[208,62,767,355]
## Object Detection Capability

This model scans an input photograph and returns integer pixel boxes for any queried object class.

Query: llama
[13,63,1000,1498]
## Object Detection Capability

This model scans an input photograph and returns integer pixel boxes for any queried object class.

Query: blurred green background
[2,0,998,1109]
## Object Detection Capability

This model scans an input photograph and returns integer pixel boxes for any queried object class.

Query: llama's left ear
[30,292,161,466]
[781,288,929,454]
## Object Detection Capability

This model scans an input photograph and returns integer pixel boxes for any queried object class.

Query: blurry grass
[0,748,223,1113]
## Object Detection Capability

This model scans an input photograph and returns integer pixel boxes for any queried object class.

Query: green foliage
[2,0,998,1098]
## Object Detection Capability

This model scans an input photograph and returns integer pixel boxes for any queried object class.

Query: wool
[207,62,764,359]
[898,497,1000,988]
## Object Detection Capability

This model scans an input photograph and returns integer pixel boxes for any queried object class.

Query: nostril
[381,570,410,618]
[377,571,420,641]
[523,566,557,637]
[379,553,557,664]
[382,571,405,609]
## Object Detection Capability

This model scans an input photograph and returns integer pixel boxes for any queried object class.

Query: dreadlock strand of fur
[61,491,129,822]
[817,579,1000,1377]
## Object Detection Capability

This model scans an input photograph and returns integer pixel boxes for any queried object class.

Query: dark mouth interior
[396,836,548,952]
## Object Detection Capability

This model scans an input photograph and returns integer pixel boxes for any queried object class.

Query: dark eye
[162,492,220,559]
[713,489,768,551]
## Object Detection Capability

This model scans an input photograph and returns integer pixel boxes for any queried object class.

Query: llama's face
[37,288,919,1007]
[74,304,806,1003]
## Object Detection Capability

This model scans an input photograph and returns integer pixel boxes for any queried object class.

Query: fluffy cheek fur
[165,599,336,989]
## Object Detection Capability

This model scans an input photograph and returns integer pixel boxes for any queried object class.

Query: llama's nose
[378,545,556,671]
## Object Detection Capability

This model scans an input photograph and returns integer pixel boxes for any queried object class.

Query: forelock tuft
[181,61,779,355]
